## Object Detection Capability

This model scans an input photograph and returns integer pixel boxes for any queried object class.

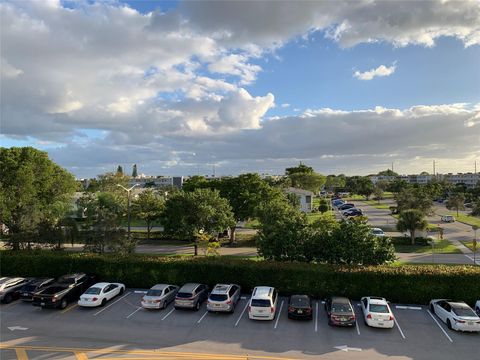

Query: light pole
[117,184,139,242]
[473,225,478,265]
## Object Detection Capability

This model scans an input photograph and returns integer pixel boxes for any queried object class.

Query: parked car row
[2,276,480,332]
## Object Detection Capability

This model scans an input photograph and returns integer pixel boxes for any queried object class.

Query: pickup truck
[32,273,96,309]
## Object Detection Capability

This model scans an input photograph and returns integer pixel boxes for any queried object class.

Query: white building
[128,176,184,188]
[285,187,314,213]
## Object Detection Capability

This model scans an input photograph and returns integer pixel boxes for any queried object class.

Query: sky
[1,0,479,178]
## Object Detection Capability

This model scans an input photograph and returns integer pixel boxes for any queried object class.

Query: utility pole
[117,184,139,243]
[433,160,436,176]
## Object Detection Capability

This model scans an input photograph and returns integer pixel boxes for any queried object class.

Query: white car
[430,299,480,332]
[360,296,395,329]
[441,215,455,223]
[248,286,278,321]
[476,300,480,317]
[371,228,385,237]
[78,282,125,307]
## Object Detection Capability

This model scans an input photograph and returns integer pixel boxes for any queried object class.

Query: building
[285,187,314,213]
[128,176,184,189]
[442,173,480,188]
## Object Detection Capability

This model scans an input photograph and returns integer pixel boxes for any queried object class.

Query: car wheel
[430,304,435,314]
[195,302,200,311]
[101,298,107,307]
[4,294,12,304]
[60,298,68,309]
[162,301,167,310]
[447,319,452,330]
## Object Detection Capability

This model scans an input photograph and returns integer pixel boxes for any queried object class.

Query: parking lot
[1,290,479,360]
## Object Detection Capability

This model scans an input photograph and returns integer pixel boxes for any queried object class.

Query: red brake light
[226,300,232,304]
[271,306,274,313]
[92,297,98,301]
[456,320,465,323]
[288,306,294,312]
[367,314,372,319]
[389,315,394,321]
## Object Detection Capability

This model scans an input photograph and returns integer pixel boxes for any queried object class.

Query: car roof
[179,283,202,292]
[211,284,233,294]
[368,297,388,305]
[372,228,383,232]
[290,295,310,302]
[151,284,170,290]
[0,277,25,284]
[331,296,351,304]
[447,301,470,308]
[252,286,274,299]
[27,278,54,286]
[90,282,111,288]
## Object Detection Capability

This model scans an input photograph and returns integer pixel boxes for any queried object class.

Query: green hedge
[1,251,479,305]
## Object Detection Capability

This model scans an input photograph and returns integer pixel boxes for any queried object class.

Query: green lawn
[392,237,461,254]
[448,213,480,227]
[363,200,391,210]
[460,240,479,252]
[306,211,335,224]
[243,219,261,229]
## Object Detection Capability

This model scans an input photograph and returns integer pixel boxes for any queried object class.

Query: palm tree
[397,209,428,245]
[446,193,465,216]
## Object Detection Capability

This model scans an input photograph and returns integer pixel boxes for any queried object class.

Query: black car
[325,296,356,327]
[338,203,355,211]
[288,295,313,320]
[344,209,363,217]
[19,278,55,301]
[32,273,96,309]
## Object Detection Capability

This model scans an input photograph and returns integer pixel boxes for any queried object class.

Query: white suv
[360,296,395,329]
[248,286,278,321]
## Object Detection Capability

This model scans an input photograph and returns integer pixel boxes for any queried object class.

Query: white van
[248,286,278,320]
[441,215,455,223]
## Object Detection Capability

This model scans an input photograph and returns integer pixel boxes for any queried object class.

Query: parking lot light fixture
[117,184,139,241]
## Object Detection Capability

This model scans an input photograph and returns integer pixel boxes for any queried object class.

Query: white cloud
[354,63,397,81]
[281,103,290,108]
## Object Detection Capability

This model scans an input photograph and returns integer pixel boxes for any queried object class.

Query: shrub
[1,251,479,304]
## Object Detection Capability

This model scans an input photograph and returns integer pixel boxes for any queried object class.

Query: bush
[1,251,479,304]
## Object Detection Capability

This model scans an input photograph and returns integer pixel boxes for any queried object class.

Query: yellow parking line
[61,303,78,314]
[15,348,28,360]
[75,352,88,360]
[0,345,297,360]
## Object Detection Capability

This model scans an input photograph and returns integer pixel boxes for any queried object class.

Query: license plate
[41,302,45,306]
[378,322,384,326]
[215,303,221,307]
[468,322,473,325]
[258,310,264,313]
[23,293,29,296]
[298,310,303,314]
[341,317,347,321]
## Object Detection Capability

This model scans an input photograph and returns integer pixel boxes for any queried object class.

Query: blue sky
[1,0,479,178]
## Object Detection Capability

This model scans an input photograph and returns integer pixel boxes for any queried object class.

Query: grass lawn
[392,237,461,254]
[244,219,261,229]
[220,232,257,247]
[459,240,479,252]
[450,213,480,227]
[363,200,391,210]
[306,210,335,224]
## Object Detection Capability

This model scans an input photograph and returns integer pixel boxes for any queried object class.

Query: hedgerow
[1,251,479,304]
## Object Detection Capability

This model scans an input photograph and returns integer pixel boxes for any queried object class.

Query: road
[1,291,479,360]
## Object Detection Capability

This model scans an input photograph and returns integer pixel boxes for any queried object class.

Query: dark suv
[174,283,209,311]
[20,278,55,301]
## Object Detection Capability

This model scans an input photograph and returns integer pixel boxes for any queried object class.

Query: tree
[288,172,326,193]
[256,195,310,261]
[355,177,374,199]
[132,164,138,178]
[0,147,77,250]
[78,192,128,254]
[373,186,384,203]
[285,163,314,175]
[286,192,301,209]
[396,209,428,245]
[395,187,433,215]
[116,165,123,175]
[377,169,399,177]
[132,190,165,240]
[318,198,329,213]
[446,193,465,216]
[386,178,409,194]
[182,176,210,192]
[161,189,235,255]
[97,172,129,194]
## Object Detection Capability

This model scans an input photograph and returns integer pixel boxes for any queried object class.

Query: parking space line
[394,318,406,339]
[15,348,28,360]
[197,311,208,324]
[274,300,284,329]
[75,352,88,360]
[161,308,175,321]
[126,306,142,319]
[427,310,453,343]
[234,301,249,327]
[355,318,361,335]
[315,302,318,332]
[61,304,78,314]
[93,292,131,317]
[396,305,422,310]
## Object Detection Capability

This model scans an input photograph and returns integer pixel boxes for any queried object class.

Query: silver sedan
[141,284,179,310]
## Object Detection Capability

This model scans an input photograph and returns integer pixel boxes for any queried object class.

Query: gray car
[174,283,209,311]
[0,277,28,303]
[141,284,179,310]
[207,283,241,313]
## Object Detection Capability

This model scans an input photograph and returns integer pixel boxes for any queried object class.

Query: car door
[169,286,178,303]
[101,285,111,301]
[442,303,453,323]
[325,298,331,316]
[361,298,368,318]
[435,301,448,322]
[107,284,118,300]
[162,287,169,304]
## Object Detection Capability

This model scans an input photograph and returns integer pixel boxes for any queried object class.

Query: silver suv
[174,283,209,311]
[207,284,241,313]
[0,277,28,303]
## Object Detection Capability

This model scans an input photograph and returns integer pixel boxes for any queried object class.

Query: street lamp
[117,184,139,242]
[473,225,478,266]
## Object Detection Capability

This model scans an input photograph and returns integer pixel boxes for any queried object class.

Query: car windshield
[147,289,163,297]
[58,276,75,285]
[85,287,101,295]
[251,299,271,307]
[209,294,228,301]
[177,292,193,298]
[22,285,37,292]
[453,307,477,317]
[370,304,389,313]
[332,303,352,313]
